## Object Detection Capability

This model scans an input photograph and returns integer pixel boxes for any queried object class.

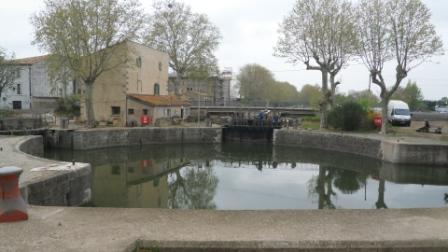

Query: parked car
[387,100,411,127]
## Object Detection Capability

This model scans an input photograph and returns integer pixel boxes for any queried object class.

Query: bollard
[0,167,28,223]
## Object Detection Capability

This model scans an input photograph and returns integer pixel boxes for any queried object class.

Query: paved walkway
[1,206,448,251]
[0,136,85,188]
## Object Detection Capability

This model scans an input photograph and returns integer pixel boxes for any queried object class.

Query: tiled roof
[13,55,49,65]
[129,94,190,107]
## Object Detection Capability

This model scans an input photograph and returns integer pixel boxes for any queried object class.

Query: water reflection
[44,143,448,210]
[168,164,218,209]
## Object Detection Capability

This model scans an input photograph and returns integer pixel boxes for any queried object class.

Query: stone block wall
[382,141,448,166]
[274,129,448,166]
[70,127,222,150]
[17,135,44,156]
[274,129,382,159]
[16,136,92,206]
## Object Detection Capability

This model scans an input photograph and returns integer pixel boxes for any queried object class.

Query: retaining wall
[46,127,222,150]
[274,129,448,166]
[274,129,382,159]
[14,136,92,206]
[382,140,448,166]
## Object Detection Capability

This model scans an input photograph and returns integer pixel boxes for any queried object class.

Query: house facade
[0,55,74,112]
[79,41,188,126]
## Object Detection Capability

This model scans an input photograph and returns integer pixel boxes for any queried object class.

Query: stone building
[168,69,232,106]
[79,40,188,126]
[0,55,74,112]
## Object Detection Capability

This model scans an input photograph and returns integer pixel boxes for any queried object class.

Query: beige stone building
[80,40,188,126]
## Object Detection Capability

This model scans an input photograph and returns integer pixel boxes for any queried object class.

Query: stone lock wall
[274,129,448,166]
[46,127,222,150]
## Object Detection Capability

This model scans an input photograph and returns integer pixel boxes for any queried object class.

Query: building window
[158,62,162,71]
[17,84,21,95]
[16,69,20,79]
[154,83,160,95]
[136,57,142,68]
[12,101,22,110]
[143,109,148,115]
[111,106,121,115]
[128,108,134,115]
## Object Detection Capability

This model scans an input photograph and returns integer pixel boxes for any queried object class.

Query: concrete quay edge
[1,206,448,252]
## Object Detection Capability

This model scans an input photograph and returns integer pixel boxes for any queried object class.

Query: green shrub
[54,95,80,118]
[328,101,366,131]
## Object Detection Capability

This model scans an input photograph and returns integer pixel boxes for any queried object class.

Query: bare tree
[0,49,19,101]
[144,0,221,95]
[32,0,145,127]
[275,0,357,128]
[356,0,443,133]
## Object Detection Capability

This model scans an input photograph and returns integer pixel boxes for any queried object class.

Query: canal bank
[1,129,448,251]
[45,127,222,150]
[0,136,91,206]
[274,129,448,166]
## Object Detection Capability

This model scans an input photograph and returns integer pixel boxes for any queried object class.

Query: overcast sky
[1,0,447,100]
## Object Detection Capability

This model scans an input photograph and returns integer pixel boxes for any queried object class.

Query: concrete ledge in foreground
[1,206,448,252]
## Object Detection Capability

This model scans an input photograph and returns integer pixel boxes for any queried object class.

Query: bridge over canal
[190,106,317,117]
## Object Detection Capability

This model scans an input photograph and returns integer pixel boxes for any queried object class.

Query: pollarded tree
[356,0,443,133]
[32,0,145,127]
[144,0,221,95]
[0,49,19,101]
[275,0,357,128]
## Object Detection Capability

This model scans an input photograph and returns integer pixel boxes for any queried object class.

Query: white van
[387,100,411,126]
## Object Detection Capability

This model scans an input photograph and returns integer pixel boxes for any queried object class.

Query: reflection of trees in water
[308,166,369,209]
[308,166,336,209]
[376,179,387,209]
[168,162,218,209]
[333,169,367,194]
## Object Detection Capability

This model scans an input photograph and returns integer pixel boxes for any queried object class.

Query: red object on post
[140,115,152,126]
[373,114,382,129]
[0,166,28,223]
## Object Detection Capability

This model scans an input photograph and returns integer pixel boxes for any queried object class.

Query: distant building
[168,69,232,106]
[0,55,75,112]
[78,40,189,126]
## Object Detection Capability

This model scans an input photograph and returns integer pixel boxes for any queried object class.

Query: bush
[54,95,80,118]
[328,101,366,131]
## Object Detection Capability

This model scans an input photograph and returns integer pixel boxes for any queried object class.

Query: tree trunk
[380,96,389,134]
[320,70,329,129]
[329,73,337,109]
[175,73,183,96]
[85,82,95,128]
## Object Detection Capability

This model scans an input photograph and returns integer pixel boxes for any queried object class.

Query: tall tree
[144,0,221,95]
[0,49,19,101]
[32,0,145,127]
[392,80,424,111]
[356,0,443,133]
[236,64,275,106]
[275,0,357,128]
[268,81,300,106]
[298,84,321,109]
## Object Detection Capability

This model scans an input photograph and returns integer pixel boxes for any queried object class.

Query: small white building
[0,55,74,112]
